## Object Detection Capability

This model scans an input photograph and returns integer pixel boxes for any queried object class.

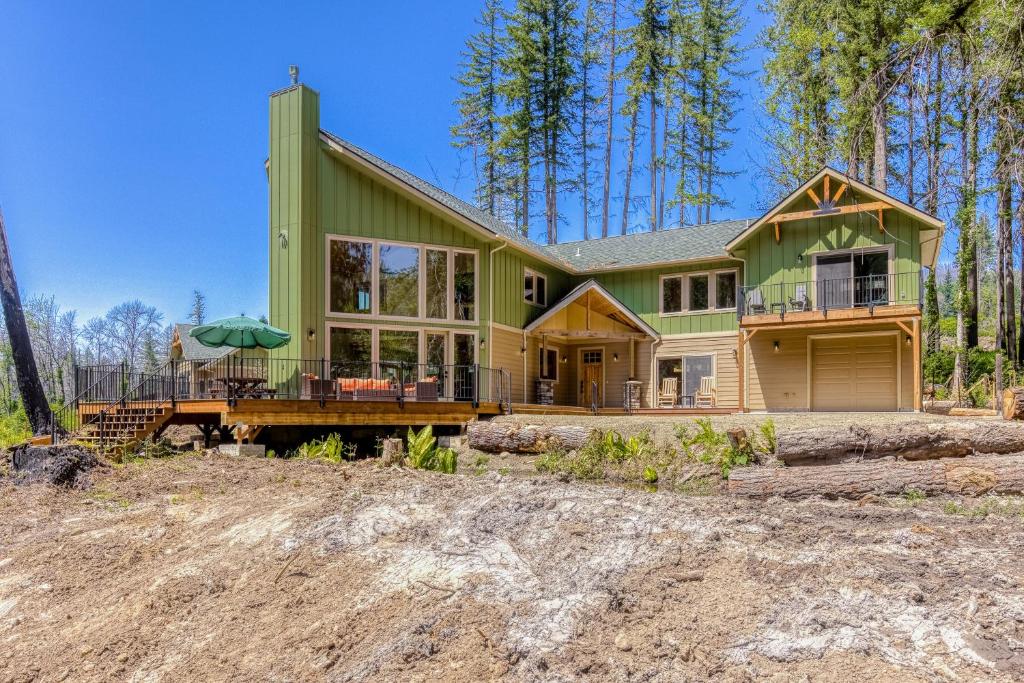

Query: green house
[269,81,943,413]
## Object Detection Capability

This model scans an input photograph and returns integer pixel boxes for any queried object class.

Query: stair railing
[58,362,175,449]
[51,364,125,443]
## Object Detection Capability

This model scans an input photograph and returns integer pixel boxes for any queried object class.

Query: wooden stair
[73,405,173,452]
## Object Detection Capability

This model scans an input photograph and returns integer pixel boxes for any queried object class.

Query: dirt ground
[2,449,1023,682]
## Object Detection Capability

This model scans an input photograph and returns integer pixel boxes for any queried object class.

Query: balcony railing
[72,358,512,410]
[737,271,923,320]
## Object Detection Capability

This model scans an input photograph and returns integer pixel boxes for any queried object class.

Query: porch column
[737,331,746,413]
[913,317,922,412]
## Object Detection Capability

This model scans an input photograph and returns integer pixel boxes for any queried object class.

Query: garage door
[811,335,898,411]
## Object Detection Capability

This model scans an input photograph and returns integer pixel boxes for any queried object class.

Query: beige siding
[651,333,740,408]
[490,326,526,403]
[747,323,915,411]
[525,337,571,404]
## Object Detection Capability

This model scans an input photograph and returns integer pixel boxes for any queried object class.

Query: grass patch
[942,497,1024,519]
[0,406,32,448]
[472,454,490,475]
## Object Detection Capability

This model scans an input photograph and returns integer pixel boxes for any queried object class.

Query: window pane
[379,245,419,317]
[538,348,558,380]
[689,275,709,311]
[329,327,371,378]
[662,277,682,313]
[657,358,682,401]
[683,355,714,397]
[454,253,475,320]
[536,275,546,306]
[379,329,419,364]
[716,272,736,309]
[453,333,475,365]
[329,240,372,314]
[426,333,446,368]
[453,333,475,400]
[425,249,448,319]
[524,273,534,303]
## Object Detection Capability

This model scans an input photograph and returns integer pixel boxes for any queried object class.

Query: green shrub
[0,406,32,448]
[756,418,777,454]
[642,466,658,483]
[292,433,356,463]
[535,430,658,481]
[405,425,458,474]
[676,418,751,478]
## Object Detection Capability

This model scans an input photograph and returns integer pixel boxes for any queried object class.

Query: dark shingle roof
[541,220,751,271]
[173,324,235,362]
[320,130,750,272]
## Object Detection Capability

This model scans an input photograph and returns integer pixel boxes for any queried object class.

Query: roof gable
[726,167,944,267]
[525,280,659,339]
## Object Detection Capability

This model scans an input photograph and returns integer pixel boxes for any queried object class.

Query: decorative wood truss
[772,176,892,243]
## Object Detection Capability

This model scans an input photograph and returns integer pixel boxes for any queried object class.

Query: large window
[329,240,372,314]
[657,354,714,404]
[328,237,476,322]
[524,269,547,307]
[660,268,738,315]
[425,249,448,319]
[379,244,419,317]
[379,329,419,366]
[329,327,372,377]
[454,252,475,321]
[814,249,890,309]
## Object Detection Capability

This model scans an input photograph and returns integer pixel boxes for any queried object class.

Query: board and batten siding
[738,190,924,300]
[491,248,571,329]
[584,260,742,336]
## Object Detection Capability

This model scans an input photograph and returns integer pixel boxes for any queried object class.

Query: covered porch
[520,280,658,411]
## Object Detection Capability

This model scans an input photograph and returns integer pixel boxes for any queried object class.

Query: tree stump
[380,438,404,467]
[1002,388,1024,420]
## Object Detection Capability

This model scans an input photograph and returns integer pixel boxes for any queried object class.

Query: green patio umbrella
[188,316,291,350]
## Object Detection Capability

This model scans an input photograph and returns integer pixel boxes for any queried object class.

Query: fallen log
[728,454,1024,499]
[467,422,595,453]
[775,421,1024,466]
[1002,388,1024,420]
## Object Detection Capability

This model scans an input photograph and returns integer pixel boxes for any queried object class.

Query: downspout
[487,241,508,372]
[730,220,750,412]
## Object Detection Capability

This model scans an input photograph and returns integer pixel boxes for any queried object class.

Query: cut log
[467,422,595,453]
[1002,388,1024,420]
[728,454,1024,499]
[775,421,1024,466]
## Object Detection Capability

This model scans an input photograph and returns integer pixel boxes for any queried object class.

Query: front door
[579,350,604,407]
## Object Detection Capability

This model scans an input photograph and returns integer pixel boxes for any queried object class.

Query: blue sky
[0,1,771,325]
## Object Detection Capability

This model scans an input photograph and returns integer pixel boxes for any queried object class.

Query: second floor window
[524,269,547,306]
[716,272,737,309]
[327,236,476,321]
[661,268,738,315]
[688,275,709,311]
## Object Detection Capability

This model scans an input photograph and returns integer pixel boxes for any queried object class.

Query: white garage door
[811,335,898,411]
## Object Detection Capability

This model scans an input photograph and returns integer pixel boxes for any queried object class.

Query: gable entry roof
[524,279,660,339]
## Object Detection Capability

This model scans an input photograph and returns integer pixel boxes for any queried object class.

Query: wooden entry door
[579,349,604,407]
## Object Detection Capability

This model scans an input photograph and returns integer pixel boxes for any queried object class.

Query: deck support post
[737,331,746,413]
[913,317,922,412]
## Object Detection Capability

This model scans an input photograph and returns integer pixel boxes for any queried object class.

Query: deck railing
[71,357,512,411]
[737,270,923,320]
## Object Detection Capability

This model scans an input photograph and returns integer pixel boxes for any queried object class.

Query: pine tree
[578,0,603,239]
[453,0,506,216]
[189,289,207,326]
[691,0,743,223]
[599,0,619,238]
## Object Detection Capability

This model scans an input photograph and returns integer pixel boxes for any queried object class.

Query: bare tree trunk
[871,65,888,192]
[600,0,617,239]
[649,91,657,232]
[0,209,50,434]
[906,55,915,205]
[620,105,638,235]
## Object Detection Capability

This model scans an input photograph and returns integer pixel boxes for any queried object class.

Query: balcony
[737,271,923,327]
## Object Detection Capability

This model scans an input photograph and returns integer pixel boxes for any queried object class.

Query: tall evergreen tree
[453,0,506,216]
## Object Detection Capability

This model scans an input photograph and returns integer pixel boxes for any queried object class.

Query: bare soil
[2,451,1023,681]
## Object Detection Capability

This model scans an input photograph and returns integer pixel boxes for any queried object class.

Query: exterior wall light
[480,338,486,350]
[773,340,780,353]
[306,328,316,342]
[612,353,619,362]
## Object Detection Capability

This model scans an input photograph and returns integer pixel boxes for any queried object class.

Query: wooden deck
[740,303,921,330]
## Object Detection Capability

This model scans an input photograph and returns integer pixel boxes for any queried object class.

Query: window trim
[538,346,560,382]
[655,352,717,400]
[810,245,895,309]
[325,234,479,324]
[326,321,477,367]
[659,267,739,317]
[524,268,548,308]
